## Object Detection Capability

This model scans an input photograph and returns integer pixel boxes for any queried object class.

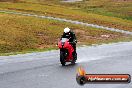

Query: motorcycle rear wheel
[71,53,77,64]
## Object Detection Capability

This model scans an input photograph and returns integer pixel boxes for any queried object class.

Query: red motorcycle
[58,38,77,66]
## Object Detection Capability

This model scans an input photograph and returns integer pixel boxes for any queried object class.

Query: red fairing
[58,39,74,62]
[58,41,62,48]
[64,41,74,61]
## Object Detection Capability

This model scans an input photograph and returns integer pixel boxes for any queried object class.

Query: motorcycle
[58,38,77,66]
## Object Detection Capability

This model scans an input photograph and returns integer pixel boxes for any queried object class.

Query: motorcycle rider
[61,27,77,58]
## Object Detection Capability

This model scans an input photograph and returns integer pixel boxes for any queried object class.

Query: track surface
[0,42,132,88]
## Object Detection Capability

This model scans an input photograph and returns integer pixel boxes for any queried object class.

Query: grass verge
[0,1,131,32]
[0,13,132,55]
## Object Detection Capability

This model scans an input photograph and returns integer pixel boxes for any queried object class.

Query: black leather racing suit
[61,31,77,54]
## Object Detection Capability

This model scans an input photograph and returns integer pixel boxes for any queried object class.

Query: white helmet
[64,27,70,33]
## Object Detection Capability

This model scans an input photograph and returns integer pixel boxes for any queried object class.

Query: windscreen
[61,38,68,43]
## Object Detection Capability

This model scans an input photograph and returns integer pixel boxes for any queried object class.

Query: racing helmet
[64,27,70,33]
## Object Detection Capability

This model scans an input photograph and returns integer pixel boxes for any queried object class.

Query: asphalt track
[0,42,132,88]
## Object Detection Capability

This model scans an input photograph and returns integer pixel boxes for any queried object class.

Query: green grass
[0,0,132,55]
[0,13,131,55]
[35,0,132,20]
[0,1,131,31]
[0,47,57,56]
[63,0,132,19]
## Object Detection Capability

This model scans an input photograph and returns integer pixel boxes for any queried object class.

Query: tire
[71,61,75,64]
[60,51,66,66]
[74,52,77,60]
[61,62,66,66]
[71,52,77,64]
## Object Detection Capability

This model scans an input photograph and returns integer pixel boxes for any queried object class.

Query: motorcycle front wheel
[60,51,66,66]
